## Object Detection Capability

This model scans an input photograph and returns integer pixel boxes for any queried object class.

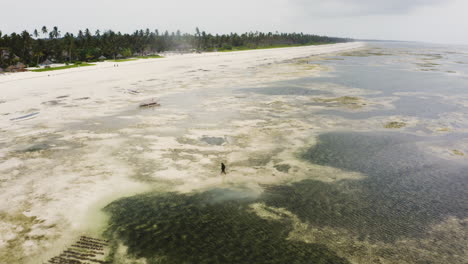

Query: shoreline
[0,42,364,82]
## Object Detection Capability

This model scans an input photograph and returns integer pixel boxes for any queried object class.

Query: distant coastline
[0,27,352,72]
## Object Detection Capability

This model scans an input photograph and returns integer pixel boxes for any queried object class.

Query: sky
[1,0,467,44]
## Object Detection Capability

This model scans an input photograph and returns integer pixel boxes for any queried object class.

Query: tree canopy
[0,27,351,69]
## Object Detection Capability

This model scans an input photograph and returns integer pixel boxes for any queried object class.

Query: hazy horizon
[1,0,467,45]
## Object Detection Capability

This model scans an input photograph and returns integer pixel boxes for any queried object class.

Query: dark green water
[277,132,468,242]
[104,189,349,264]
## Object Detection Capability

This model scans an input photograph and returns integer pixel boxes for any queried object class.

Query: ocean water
[102,42,468,263]
[2,42,468,264]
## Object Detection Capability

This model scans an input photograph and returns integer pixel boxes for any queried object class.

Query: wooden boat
[126,89,140,94]
[10,112,39,121]
[139,99,160,108]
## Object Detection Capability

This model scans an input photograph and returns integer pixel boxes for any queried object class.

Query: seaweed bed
[384,121,406,128]
[104,189,349,264]
[103,132,467,263]
[296,132,467,241]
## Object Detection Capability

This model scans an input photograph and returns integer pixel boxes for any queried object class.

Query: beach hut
[98,55,107,61]
[6,65,16,72]
[41,59,52,66]
[116,54,123,59]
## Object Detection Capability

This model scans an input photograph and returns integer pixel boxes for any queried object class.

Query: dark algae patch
[104,189,350,264]
[289,132,468,242]
[236,86,329,96]
[274,163,291,173]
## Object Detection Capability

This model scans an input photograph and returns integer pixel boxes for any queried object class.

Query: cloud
[0,0,466,44]
[293,0,451,16]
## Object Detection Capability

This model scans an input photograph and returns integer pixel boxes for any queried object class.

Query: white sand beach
[0,42,366,263]
[0,42,363,126]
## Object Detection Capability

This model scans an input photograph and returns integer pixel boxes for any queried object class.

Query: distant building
[116,54,123,59]
[5,63,27,72]
[98,55,107,61]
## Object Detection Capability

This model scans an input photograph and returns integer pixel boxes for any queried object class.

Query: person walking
[221,163,226,174]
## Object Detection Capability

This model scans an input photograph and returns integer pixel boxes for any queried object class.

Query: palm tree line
[0,26,351,69]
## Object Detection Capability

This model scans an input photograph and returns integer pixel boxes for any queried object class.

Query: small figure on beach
[221,163,226,174]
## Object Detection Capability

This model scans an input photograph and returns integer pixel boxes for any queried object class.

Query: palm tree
[41,26,48,38]
[34,51,44,66]
[63,33,74,62]
[52,26,60,39]
[195,27,202,50]
[20,30,32,62]
[85,28,92,46]
[33,29,39,38]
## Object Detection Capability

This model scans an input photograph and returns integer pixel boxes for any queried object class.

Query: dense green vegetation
[136,55,163,59]
[0,26,351,69]
[30,63,95,72]
[108,58,138,62]
[217,43,314,52]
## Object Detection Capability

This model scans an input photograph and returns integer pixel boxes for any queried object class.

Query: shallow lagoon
[105,132,467,263]
[102,42,468,263]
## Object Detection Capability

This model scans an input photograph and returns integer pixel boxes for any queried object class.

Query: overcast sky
[1,0,467,44]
